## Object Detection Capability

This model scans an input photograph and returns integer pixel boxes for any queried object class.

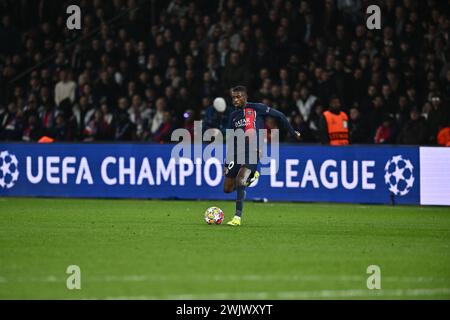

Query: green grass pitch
[0,197,449,299]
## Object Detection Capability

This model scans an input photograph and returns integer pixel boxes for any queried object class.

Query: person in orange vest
[37,136,54,143]
[319,95,349,145]
[437,126,450,147]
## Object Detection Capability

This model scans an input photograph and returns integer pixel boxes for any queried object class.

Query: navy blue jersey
[226,102,296,163]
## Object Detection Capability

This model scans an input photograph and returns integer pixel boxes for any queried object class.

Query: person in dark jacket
[426,95,449,144]
[221,52,251,90]
[348,107,371,144]
[396,107,428,145]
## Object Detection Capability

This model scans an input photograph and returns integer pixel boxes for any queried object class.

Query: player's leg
[227,165,253,226]
[235,166,251,217]
[223,161,238,193]
[223,176,235,193]
[244,149,261,186]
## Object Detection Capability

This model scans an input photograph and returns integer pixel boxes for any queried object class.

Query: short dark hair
[329,94,339,103]
[230,85,247,94]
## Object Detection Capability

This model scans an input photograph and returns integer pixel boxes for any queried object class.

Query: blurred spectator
[374,117,396,144]
[396,108,428,145]
[150,97,166,136]
[426,95,449,144]
[308,103,324,141]
[94,71,119,105]
[368,95,386,137]
[101,103,114,127]
[52,114,70,141]
[222,52,250,90]
[153,111,174,143]
[348,107,371,144]
[290,112,312,142]
[295,87,318,123]
[114,96,134,141]
[0,15,19,55]
[23,94,39,126]
[395,96,411,129]
[54,70,76,107]
[22,115,42,142]
[129,94,149,139]
[83,109,112,141]
[72,96,95,139]
[1,103,23,140]
[38,99,57,137]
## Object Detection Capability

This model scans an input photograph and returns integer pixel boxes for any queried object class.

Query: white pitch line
[97,288,450,300]
[3,274,450,284]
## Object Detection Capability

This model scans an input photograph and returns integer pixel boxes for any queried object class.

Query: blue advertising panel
[0,143,420,204]
[254,145,419,204]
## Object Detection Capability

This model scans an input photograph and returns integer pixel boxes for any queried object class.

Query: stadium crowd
[0,0,449,145]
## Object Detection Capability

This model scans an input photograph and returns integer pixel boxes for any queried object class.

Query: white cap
[213,97,226,112]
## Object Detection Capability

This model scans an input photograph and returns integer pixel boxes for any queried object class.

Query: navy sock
[235,186,246,217]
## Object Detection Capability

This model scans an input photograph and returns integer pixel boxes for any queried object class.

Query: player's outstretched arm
[266,107,302,140]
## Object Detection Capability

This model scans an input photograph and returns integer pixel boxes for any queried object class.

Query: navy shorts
[224,161,258,179]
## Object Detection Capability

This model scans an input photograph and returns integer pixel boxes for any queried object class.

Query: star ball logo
[384,155,415,196]
[0,150,19,189]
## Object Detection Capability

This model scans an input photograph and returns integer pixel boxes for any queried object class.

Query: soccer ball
[204,207,224,225]
[0,150,19,189]
[213,97,226,112]
[384,155,415,196]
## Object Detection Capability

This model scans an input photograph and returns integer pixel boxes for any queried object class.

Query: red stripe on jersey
[244,107,256,132]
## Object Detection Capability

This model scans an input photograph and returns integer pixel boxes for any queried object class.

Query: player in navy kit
[224,86,301,226]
